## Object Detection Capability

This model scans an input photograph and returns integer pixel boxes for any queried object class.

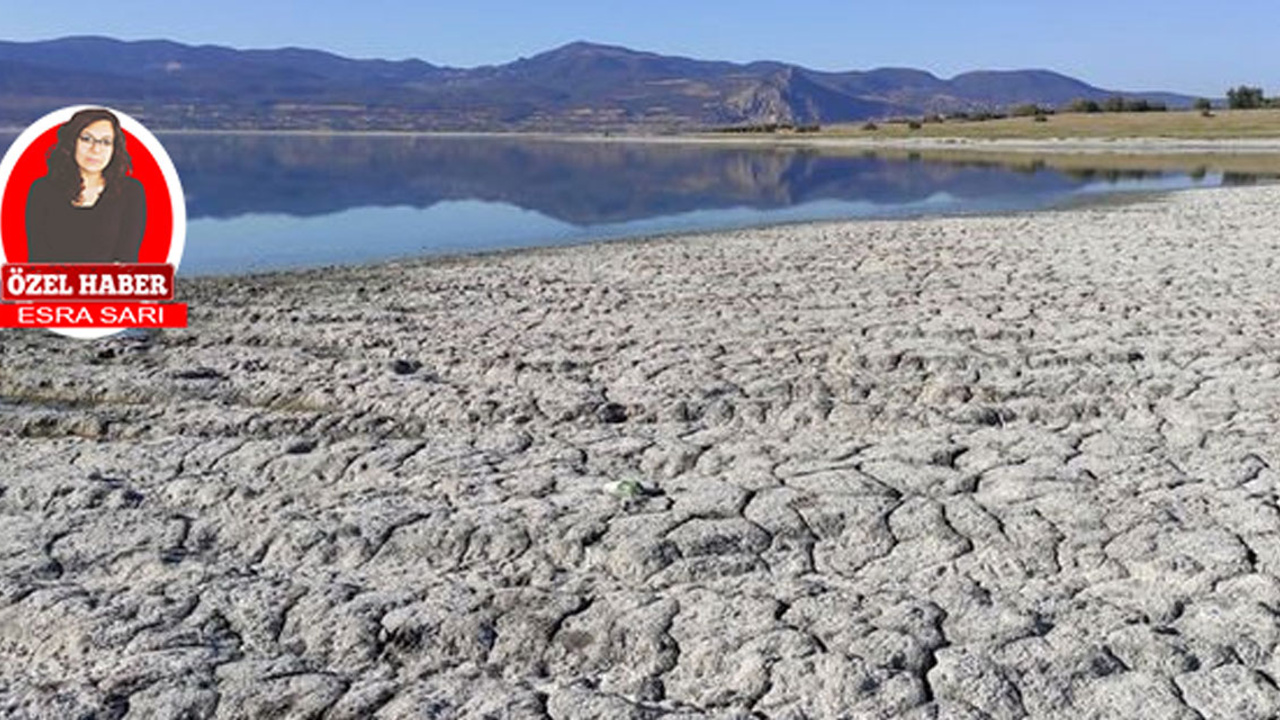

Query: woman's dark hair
[45,108,133,204]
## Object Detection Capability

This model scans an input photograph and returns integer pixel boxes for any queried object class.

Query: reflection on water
[163,135,1091,223]
[1,132,1271,275]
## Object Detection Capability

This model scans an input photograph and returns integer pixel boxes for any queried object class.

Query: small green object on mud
[610,478,662,499]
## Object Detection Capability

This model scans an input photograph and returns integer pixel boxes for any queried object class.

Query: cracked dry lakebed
[4,185,1280,719]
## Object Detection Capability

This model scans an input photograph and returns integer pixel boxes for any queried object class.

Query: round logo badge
[0,106,187,338]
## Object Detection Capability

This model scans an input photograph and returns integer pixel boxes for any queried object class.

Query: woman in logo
[24,108,146,263]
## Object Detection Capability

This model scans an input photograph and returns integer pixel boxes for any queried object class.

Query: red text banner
[0,302,188,328]
[2,263,175,302]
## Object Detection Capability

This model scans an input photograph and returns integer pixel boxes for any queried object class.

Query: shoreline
[180,182,1195,283]
[5,185,1280,717]
[8,124,1280,154]
[139,129,1280,155]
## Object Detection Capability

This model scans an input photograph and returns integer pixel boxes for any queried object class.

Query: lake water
[0,132,1259,276]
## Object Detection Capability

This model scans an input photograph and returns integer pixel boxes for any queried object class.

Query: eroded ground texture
[3,186,1280,719]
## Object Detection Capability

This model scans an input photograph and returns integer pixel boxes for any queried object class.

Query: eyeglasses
[77,134,113,150]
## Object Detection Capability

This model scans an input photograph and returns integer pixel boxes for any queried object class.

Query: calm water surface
[0,133,1253,275]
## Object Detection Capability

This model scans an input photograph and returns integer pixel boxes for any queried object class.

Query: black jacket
[25,176,146,263]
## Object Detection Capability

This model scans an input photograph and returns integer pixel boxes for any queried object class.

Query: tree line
[1036,85,1273,116]
[1223,86,1271,109]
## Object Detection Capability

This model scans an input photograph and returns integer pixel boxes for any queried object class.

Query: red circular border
[1,127,173,263]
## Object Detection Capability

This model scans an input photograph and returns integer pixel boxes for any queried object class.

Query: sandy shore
[3,185,1280,718]
[612,134,1280,156]
[34,126,1280,156]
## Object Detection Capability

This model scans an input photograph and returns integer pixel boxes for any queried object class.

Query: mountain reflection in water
[0,132,1257,274]
[165,134,1133,223]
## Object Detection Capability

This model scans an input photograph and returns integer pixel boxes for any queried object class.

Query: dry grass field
[840,147,1280,176]
[822,108,1280,140]
[686,108,1280,173]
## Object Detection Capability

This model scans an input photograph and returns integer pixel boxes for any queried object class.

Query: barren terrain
[3,186,1280,718]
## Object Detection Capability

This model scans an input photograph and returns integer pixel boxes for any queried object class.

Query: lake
[0,132,1261,276]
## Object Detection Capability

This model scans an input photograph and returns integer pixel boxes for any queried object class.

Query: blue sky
[6,1,1276,96]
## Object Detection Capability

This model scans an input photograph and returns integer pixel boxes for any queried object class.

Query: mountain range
[0,37,1194,132]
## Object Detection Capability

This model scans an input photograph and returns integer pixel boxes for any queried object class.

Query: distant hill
[0,37,1195,131]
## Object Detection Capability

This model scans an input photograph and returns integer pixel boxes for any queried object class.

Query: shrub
[1227,85,1266,109]
[1102,96,1126,113]
[1065,98,1101,113]
[861,121,878,131]
[1193,98,1213,112]
[907,120,922,130]
[1011,103,1043,117]
[1122,99,1166,112]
